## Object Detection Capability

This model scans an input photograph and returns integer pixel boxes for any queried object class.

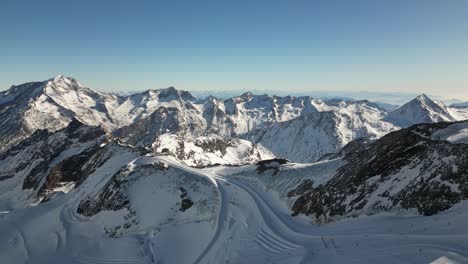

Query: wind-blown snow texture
[1,76,468,264]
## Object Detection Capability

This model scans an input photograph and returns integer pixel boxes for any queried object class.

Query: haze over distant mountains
[1,76,468,264]
[1,75,467,162]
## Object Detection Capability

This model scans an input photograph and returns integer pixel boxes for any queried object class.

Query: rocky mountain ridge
[2,75,464,163]
[286,120,468,222]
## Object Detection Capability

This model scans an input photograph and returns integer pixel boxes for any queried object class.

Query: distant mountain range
[2,76,466,162]
[2,76,468,264]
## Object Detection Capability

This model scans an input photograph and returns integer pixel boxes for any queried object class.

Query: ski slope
[162,157,468,264]
[1,156,467,264]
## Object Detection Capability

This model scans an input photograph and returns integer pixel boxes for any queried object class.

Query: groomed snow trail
[2,156,467,264]
[159,158,468,264]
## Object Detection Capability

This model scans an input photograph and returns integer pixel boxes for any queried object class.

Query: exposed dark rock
[77,163,166,217]
[288,121,468,221]
[256,158,290,175]
[20,124,106,190]
[179,187,193,211]
[180,199,194,211]
[77,166,131,217]
[195,138,235,156]
[38,144,118,200]
[161,148,170,153]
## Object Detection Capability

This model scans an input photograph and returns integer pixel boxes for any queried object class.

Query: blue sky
[1,0,468,99]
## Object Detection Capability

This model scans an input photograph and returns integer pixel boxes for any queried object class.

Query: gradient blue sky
[1,0,468,99]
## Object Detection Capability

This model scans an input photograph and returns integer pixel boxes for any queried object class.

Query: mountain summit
[1,77,466,160]
[384,94,456,127]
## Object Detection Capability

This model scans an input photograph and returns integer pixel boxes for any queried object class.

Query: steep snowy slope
[0,123,220,264]
[0,76,210,153]
[0,76,116,152]
[0,119,137,209]
[385,94,456,127]
[286,120,468,222]
[246,109,397,163]
[0,156,219,264]
[113,92,321,146]
[1,124,468,263]
[225,93,319,134]
[151,134,274,167]
[3,76,466,165]
[1,76,322,152]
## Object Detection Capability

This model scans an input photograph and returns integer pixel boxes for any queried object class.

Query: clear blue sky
[1,0,468,99]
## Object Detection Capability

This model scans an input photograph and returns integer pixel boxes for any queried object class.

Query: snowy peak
[415,93,431,101]
[385,94,456,127]
[1,75,93,103]
[246,110,396,163]
[44,75,86,92]
[239,91,254,100]
[147,86,196,102]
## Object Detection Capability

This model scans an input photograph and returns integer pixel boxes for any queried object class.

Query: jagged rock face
[0,77,209,153]
[288,121,468,222]
[2,76,466,168]
[246,110,396,163]
[256,158,290,175]
[113,92,322,146]
[77,164,137,218]
[151,134,275,167]
[39,141,148,202]
[0,119,104,185]
[113,107,188,146]
[0,119,127,208]
[40,152,95,193]
[0,76,325,153]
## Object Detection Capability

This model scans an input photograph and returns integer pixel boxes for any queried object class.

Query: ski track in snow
[2,156,468,263]
[13,224,31,263]
[164,158,468,263]
[193,178,228,264]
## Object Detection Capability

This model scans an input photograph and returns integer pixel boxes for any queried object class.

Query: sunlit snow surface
[1,156,466,264]
[432,122,468,144]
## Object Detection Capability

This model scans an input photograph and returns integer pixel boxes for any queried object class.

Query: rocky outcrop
[179,187,193,212]
[151,134,275,167]
[0,118,144,208]
[246,110,396,163]
[256,158,290,175]
[288,121,468,222]
[0,118,105,188]
[77,165,135,217]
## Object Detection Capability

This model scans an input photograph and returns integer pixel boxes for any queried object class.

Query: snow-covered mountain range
[2,75,468,263]
[2,75,466,162]
[245,100,398,162]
